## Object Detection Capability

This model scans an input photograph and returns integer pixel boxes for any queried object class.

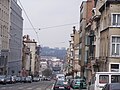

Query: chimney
[73,26,76,34]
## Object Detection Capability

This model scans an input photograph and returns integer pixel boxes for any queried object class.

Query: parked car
[53,80,70,90]
[11,76,16,83]
[6,75,16,83]
[21,77,26,83]
[69,79,74,87]
[0,75,6,84]
[6,76,12,84]
[45,77,51,81]
[71,79,80,89]
[79,79,87,89]
[102,83,120,90]
[15,76,22,83]
[33,77,40,82]
[71,79,87,89]
[25,76,32,83]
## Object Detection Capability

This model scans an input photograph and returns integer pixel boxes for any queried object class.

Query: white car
[25,76,32,83]
[33,77,40,82]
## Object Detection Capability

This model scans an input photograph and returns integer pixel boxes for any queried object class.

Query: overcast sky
[19,0,84,48]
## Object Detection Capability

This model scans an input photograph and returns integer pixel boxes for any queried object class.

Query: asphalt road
[0,81,88,90]
[0,80,55,90]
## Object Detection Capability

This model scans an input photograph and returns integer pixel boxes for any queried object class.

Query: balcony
[91,8,101,21]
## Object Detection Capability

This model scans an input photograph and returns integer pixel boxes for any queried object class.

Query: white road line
[0,86,13,89]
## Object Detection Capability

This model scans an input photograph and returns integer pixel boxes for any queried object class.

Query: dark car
[102,83,120,90]
[53,80,70,90]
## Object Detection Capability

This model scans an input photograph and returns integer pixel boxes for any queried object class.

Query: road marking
[0,87,13,89]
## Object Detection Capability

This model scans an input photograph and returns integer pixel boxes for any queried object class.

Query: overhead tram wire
[23,22,79,30]
[38,22,78,30]
[18,0,40,44]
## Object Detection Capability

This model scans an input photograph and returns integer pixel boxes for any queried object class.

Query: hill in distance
[41,46,67,60]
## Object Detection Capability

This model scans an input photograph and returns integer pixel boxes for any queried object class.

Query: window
[85,35,90,45]
[111,36,120,56]
[111,75,120,83]
[112,14,120,26]
[99,75,109,83]
[111,64,119,72]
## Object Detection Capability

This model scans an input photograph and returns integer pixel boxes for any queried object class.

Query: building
[8,0,23,75]
[40,61,47,71]
[79,1,88,78]
[65,27,80,78]
[79,0,94,83]
[52,58,63,74]
[35,45,41,76]
[0,0,10,75]
[23,35,39,76]
[86,0,120,72]
[39,60,48,76]
[71,26,80,77]
[65,29,74,77]
[88,0,105,75]
[80,0,120,83]
[97,0,120,72]
[22,38,31,76]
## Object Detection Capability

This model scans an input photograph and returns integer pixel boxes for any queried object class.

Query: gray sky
[19,0,84,48]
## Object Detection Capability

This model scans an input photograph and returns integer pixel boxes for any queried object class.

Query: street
[0,80,54,90]
[0,80,87,90]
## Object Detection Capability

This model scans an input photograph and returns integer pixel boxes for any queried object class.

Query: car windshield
[74,79,85,82]
[56,80,64,85]
[56,80,68,85]
[75,81,80,84]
